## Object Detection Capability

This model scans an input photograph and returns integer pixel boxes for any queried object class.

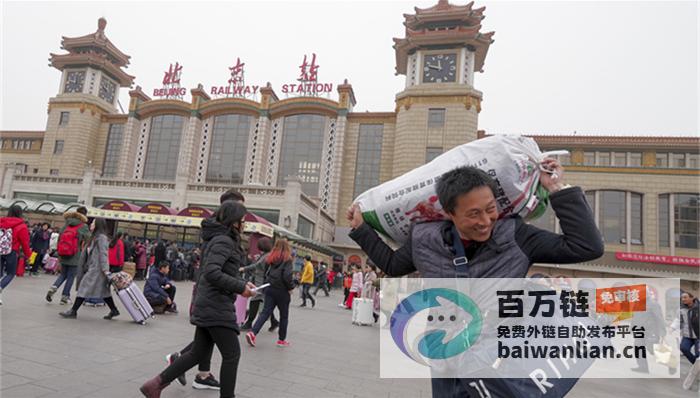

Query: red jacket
[135,243,147,269]
[108,239,125,266]
[0,217,31,258]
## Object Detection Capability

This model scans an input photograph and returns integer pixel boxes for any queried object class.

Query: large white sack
[354,135,560,244]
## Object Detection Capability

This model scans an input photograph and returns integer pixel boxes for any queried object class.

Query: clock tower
[391,0,494,176]
[43,18,134,177]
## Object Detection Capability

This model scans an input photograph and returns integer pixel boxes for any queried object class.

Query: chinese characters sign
[281,53,333,96]
[152,54,336,100]
[153,62,187,98]
[210,57,260,97]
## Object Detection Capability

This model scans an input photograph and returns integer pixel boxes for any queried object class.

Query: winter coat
[58,212,90,266]
[154,242,167,267]
[266,259,294,291]
[77,234,111,299]
[108,239,125,266]
[135,244,147,270]
[190,218,247,331]
[123,239,134,262]
[50,232,59,252]
[0,217,31,257]
[350,271,364,293]
[675,299,700,339]
[31,228,51,253]
[144,267,171,302]
[315,267,327,284]
[240,253,270,302]
[301,260,314,284]
[365,270,377,285]
[348,186,606,398]
[349,186,604,278]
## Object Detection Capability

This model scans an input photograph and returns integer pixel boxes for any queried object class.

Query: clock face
[64,71,85,93]
[98,77,117,103]
[422,54,457,83]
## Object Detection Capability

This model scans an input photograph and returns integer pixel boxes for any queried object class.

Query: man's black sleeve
[515,186,605,264]
[348,223,416,277]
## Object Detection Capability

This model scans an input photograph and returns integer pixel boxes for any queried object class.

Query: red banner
[138,203,175,215]
[615,252,700,267]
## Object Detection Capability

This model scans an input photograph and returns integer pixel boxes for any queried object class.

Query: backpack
[57,224,82,257]
[0,227,13,255]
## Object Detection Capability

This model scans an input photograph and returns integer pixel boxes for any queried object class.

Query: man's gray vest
[411,219,530,278]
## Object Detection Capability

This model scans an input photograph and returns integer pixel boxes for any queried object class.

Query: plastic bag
[354,135,561,244]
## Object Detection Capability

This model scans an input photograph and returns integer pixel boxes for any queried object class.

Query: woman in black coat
[140,201,255,398]
[245,239,295,348]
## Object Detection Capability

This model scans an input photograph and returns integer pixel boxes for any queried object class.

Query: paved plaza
[1,275,697,398]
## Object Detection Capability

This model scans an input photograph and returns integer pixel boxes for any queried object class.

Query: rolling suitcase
[116,282,154,325]
[352,298,374,326]
[44,257,59,273]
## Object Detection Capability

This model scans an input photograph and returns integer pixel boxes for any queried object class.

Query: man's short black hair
[305,255,311,261]
[158,261,170,269]
[436,166,498,214]
[77,206,88,216]
[220,189,245,204]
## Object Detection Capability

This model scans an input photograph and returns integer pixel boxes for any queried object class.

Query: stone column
[118,86,151,179]
[280,176,302,233]
[324,81,356,217]
[78,165,96,205]
[172,85,210,209]
[246,115,269,185]
[259,84,281,187]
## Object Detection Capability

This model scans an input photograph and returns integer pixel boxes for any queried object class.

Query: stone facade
[1,3,698,284]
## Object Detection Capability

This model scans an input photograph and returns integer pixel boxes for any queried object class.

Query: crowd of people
[0,160,699,397]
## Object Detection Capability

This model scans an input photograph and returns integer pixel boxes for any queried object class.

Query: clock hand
[437,60,443,71]
[427,63,440,70]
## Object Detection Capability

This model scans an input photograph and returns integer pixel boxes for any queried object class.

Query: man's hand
[241,282,257,298]
[539,158,566,193]
[166,297,172,305]
[346,204,364,229]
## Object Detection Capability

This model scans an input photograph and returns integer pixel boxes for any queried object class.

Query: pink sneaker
[276,340,291,347]
[245,331,256,347]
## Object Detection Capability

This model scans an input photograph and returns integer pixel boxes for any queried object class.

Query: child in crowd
[345,265,363,310]
[339,270,352,308]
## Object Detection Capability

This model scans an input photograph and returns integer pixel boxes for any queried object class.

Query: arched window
[143,115,184,181]
[353,124,383,198]
[207,114,251,184]
[277,114,325,195]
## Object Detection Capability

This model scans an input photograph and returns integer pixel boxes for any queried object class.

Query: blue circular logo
[390,288,482,363]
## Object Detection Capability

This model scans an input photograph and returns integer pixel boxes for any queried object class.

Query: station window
[353,124,383,198]
[53,140,64,155]
[59,112,70,126]
[425,147,443,163]
[427,109,446,128]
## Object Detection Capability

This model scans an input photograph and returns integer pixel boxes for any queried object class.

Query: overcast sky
[1,0,698,136]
